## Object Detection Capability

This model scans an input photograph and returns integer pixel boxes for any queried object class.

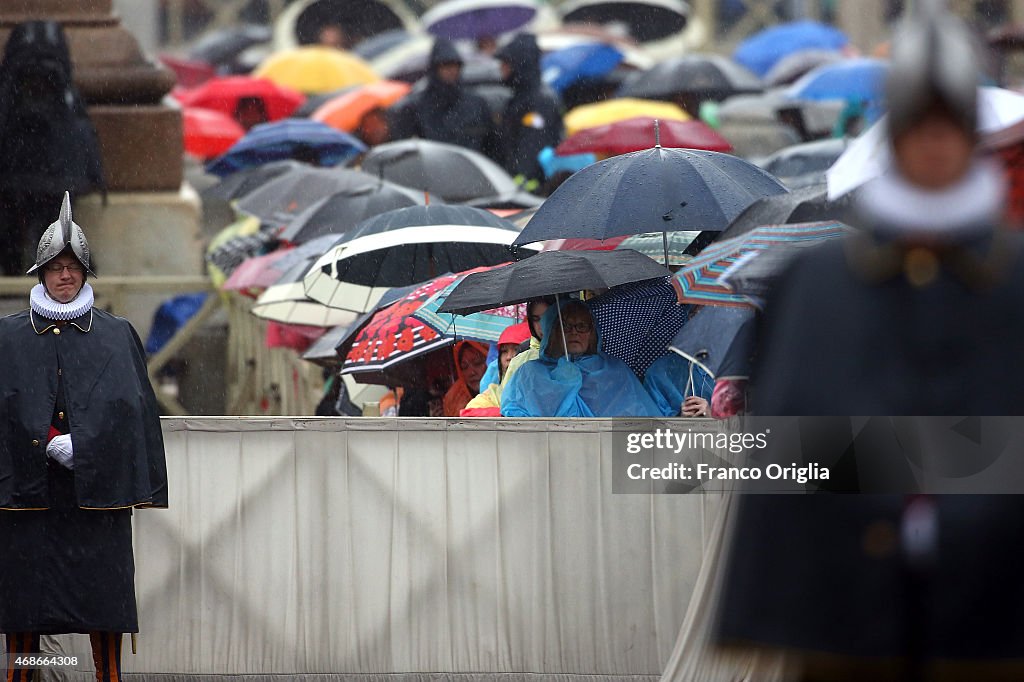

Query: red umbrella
[160,54,216,88]
[540,236,628,251]
[265,321,326,353]
[556,117,733,156]
[177,76,306,123]
[184,107,246,159]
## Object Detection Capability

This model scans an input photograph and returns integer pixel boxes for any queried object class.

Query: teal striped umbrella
[672,221,848,308]
[615,231,701,266]
[412,267,524,343]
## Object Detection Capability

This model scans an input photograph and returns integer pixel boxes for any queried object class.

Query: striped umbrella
[672,221,849,308]
[411,267,524,344]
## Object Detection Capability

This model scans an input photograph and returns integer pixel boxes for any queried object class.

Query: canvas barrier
[36,418,731,681]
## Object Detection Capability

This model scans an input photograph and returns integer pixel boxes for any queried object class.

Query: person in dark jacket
[0,21,105,275]
[388,38,492,152]
[1,194,167,682]
[715,5,1024,681]
[492,34,563,188]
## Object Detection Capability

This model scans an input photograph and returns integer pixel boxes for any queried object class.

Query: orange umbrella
[311,80,412,132]
[183,107,245,159]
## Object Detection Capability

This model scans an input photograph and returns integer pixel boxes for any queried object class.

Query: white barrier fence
[40,418,724,681]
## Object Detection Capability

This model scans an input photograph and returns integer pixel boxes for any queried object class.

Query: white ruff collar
[857,161,1006,240]
[30,283,94,321]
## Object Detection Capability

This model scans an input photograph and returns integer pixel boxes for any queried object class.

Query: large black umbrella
[513,147,788,247]
[721,184,856,240]
[235,166,382,225]
[201,160,307,202]
[278,181,424,244]
[561,0,689,43]
[360,139,542,207]
[619,54,762,107]
[293,0,405,46]
[437,249,672,315]
[303,205,524,312]
[669,305,756,379]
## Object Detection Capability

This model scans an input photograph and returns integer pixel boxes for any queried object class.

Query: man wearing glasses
[0,193,167,682]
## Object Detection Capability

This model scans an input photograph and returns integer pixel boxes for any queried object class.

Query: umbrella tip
[654,119,661,148]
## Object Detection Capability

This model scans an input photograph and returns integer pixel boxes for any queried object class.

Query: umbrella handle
[555,292,571,363]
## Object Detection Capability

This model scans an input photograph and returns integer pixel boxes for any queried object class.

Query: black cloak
[0,308,168,510]
[714,226,1024,677]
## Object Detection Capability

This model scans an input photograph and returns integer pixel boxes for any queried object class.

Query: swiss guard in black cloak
[0,194,167,682]
[0,21,105,275]
[714,3,1024,681]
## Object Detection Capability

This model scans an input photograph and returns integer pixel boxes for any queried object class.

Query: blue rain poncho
[500,300,662,417]
[643,353,715,417]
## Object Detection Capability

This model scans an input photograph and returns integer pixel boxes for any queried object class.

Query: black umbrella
[513,147,789,247]
[235,166,382,225]
[303,205,524,312]
[618,54,762,109]
[351,29,412,60]
[437,249,672,315]
[721,184,856,240]
[278,181,424,244]
[360,139,542,207]
[669,305,756,379]
[200,160,307,202]
[189,25,272,66]
[293,0,405,46]
[758,138,850,189]
[561,0,689,43]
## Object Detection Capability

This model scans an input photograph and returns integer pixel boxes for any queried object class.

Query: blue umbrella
[206,120,367,177]
[734,21,849,77]
[512,147,788,246]
[787,58,888,104]
[541,43,624,94]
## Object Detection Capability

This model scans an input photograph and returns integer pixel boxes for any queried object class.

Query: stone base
[90,103,184,192]
[75,185,204,340]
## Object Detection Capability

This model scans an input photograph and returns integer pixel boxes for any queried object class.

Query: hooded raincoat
[389,39,492,152]
[492,34,563,184]
[500,301,660,417]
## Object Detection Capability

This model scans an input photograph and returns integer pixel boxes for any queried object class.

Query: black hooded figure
[388,38,492,152]
[492,34,563,186]
[0,21,105,276]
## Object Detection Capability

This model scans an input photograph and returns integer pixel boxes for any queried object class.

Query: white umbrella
[252,260,359,327]
[827,86,1024,200]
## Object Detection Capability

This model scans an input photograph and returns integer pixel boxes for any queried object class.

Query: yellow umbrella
[254,46,379,95]
[564,98,690,136]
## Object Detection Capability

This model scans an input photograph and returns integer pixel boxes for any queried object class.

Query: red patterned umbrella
[556,117,733,156]
[342,274,462,375]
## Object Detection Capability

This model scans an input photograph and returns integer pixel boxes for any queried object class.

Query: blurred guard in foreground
[715,2,1024,681]
[0,194,167,682]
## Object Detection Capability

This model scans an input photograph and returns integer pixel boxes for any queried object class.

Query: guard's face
[893,110,975,191]
[43,255,85,304]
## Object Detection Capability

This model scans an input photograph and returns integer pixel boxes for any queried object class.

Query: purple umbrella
[423,0,539,40]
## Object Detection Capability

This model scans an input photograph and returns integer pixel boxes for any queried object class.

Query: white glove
[46,434,74,470]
